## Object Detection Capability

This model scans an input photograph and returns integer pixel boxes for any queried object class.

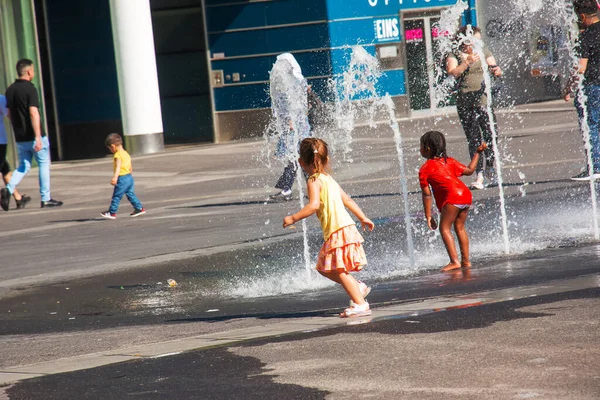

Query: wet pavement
[1,101,600,398]
[1,240,600,337]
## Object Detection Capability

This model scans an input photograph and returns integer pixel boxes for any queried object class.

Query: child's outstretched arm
[421,186,437,230]
[340,188,374,231]
[283,178,321,228]
[462,143,488,176]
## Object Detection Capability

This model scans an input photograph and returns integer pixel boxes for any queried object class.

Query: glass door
[405,14,451,111]
[405,18,430,111]
[430,16,456,107]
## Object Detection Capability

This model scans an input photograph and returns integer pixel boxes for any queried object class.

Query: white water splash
[502,0,599,239]
[327,46,384,161]
[431,0,469,106]
[333,46,415,267]
[266,55,314,276]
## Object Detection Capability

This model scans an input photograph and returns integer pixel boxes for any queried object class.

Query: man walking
[0,94,30,209]
[0,59,62,211]
[567,1,600,180]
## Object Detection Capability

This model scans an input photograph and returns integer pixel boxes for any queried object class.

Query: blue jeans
[7,136,51,201]
[576,85,600,172]
[109,173,142,213]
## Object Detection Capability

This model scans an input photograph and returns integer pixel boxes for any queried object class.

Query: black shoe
[0,188,9,211]
[16,195,31,209]
[41,199,64,208]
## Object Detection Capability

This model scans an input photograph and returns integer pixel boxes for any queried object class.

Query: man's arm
[567,31,592,98]
[578,58,589,75]
[29,106,43,152]
[563,58,588,101]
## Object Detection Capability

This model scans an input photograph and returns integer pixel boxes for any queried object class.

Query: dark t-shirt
[5,79,40,142]
[580,21,600,86]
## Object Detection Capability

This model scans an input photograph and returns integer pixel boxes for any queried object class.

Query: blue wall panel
[209,30,267,57]
[329,46,374,76]
[377,70,406,97]
[209,23,330,57]
[211,50,332,84]
[213,76,332,111]
[206,0,327,32]
[213,84,270,111]
[212,70,403,111]
[212,57,274,84]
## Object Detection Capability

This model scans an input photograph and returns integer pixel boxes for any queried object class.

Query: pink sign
[431,27,451,39]
[405,28,423,42]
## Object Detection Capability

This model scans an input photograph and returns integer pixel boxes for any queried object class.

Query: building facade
[207,0,479,141]
[0,0,566,162]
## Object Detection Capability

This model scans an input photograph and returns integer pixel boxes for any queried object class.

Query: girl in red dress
[419,131,487,272]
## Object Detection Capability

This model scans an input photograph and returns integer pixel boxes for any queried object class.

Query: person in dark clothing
[307,85,323,129]
[446,26,503,190]
[565,1,600,181]
[0,94,30,210]
[269,53,312,202]
[0,59,62,211]
[271,84,323,201]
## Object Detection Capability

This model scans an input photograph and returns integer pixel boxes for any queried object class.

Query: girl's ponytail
[300,138,329,174]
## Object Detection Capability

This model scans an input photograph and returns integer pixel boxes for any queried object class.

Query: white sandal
[340,302,371,318]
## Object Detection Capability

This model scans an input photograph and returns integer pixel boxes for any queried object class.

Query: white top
[0,95,7,145]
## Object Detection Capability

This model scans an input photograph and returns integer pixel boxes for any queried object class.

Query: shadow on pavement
[5,347,330,400]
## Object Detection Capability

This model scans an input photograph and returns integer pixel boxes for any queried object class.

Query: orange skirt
[316,225,367,273]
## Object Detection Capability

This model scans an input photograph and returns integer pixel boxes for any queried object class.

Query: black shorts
[0,144,10,176]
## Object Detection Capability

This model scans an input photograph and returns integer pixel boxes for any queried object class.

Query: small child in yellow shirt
[100,133,145,219]
[283,138,375,318]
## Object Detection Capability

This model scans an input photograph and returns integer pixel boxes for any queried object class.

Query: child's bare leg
[318,270,342,284]
[338,272,366,305]
[454,208,471,268]
[439,205,461,272]
[319,270,365,305]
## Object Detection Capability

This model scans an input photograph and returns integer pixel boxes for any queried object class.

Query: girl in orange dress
[419,131,487,272]
[283,138,375,317]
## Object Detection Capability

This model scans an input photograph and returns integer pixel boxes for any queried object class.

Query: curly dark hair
[420,131,448,159]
